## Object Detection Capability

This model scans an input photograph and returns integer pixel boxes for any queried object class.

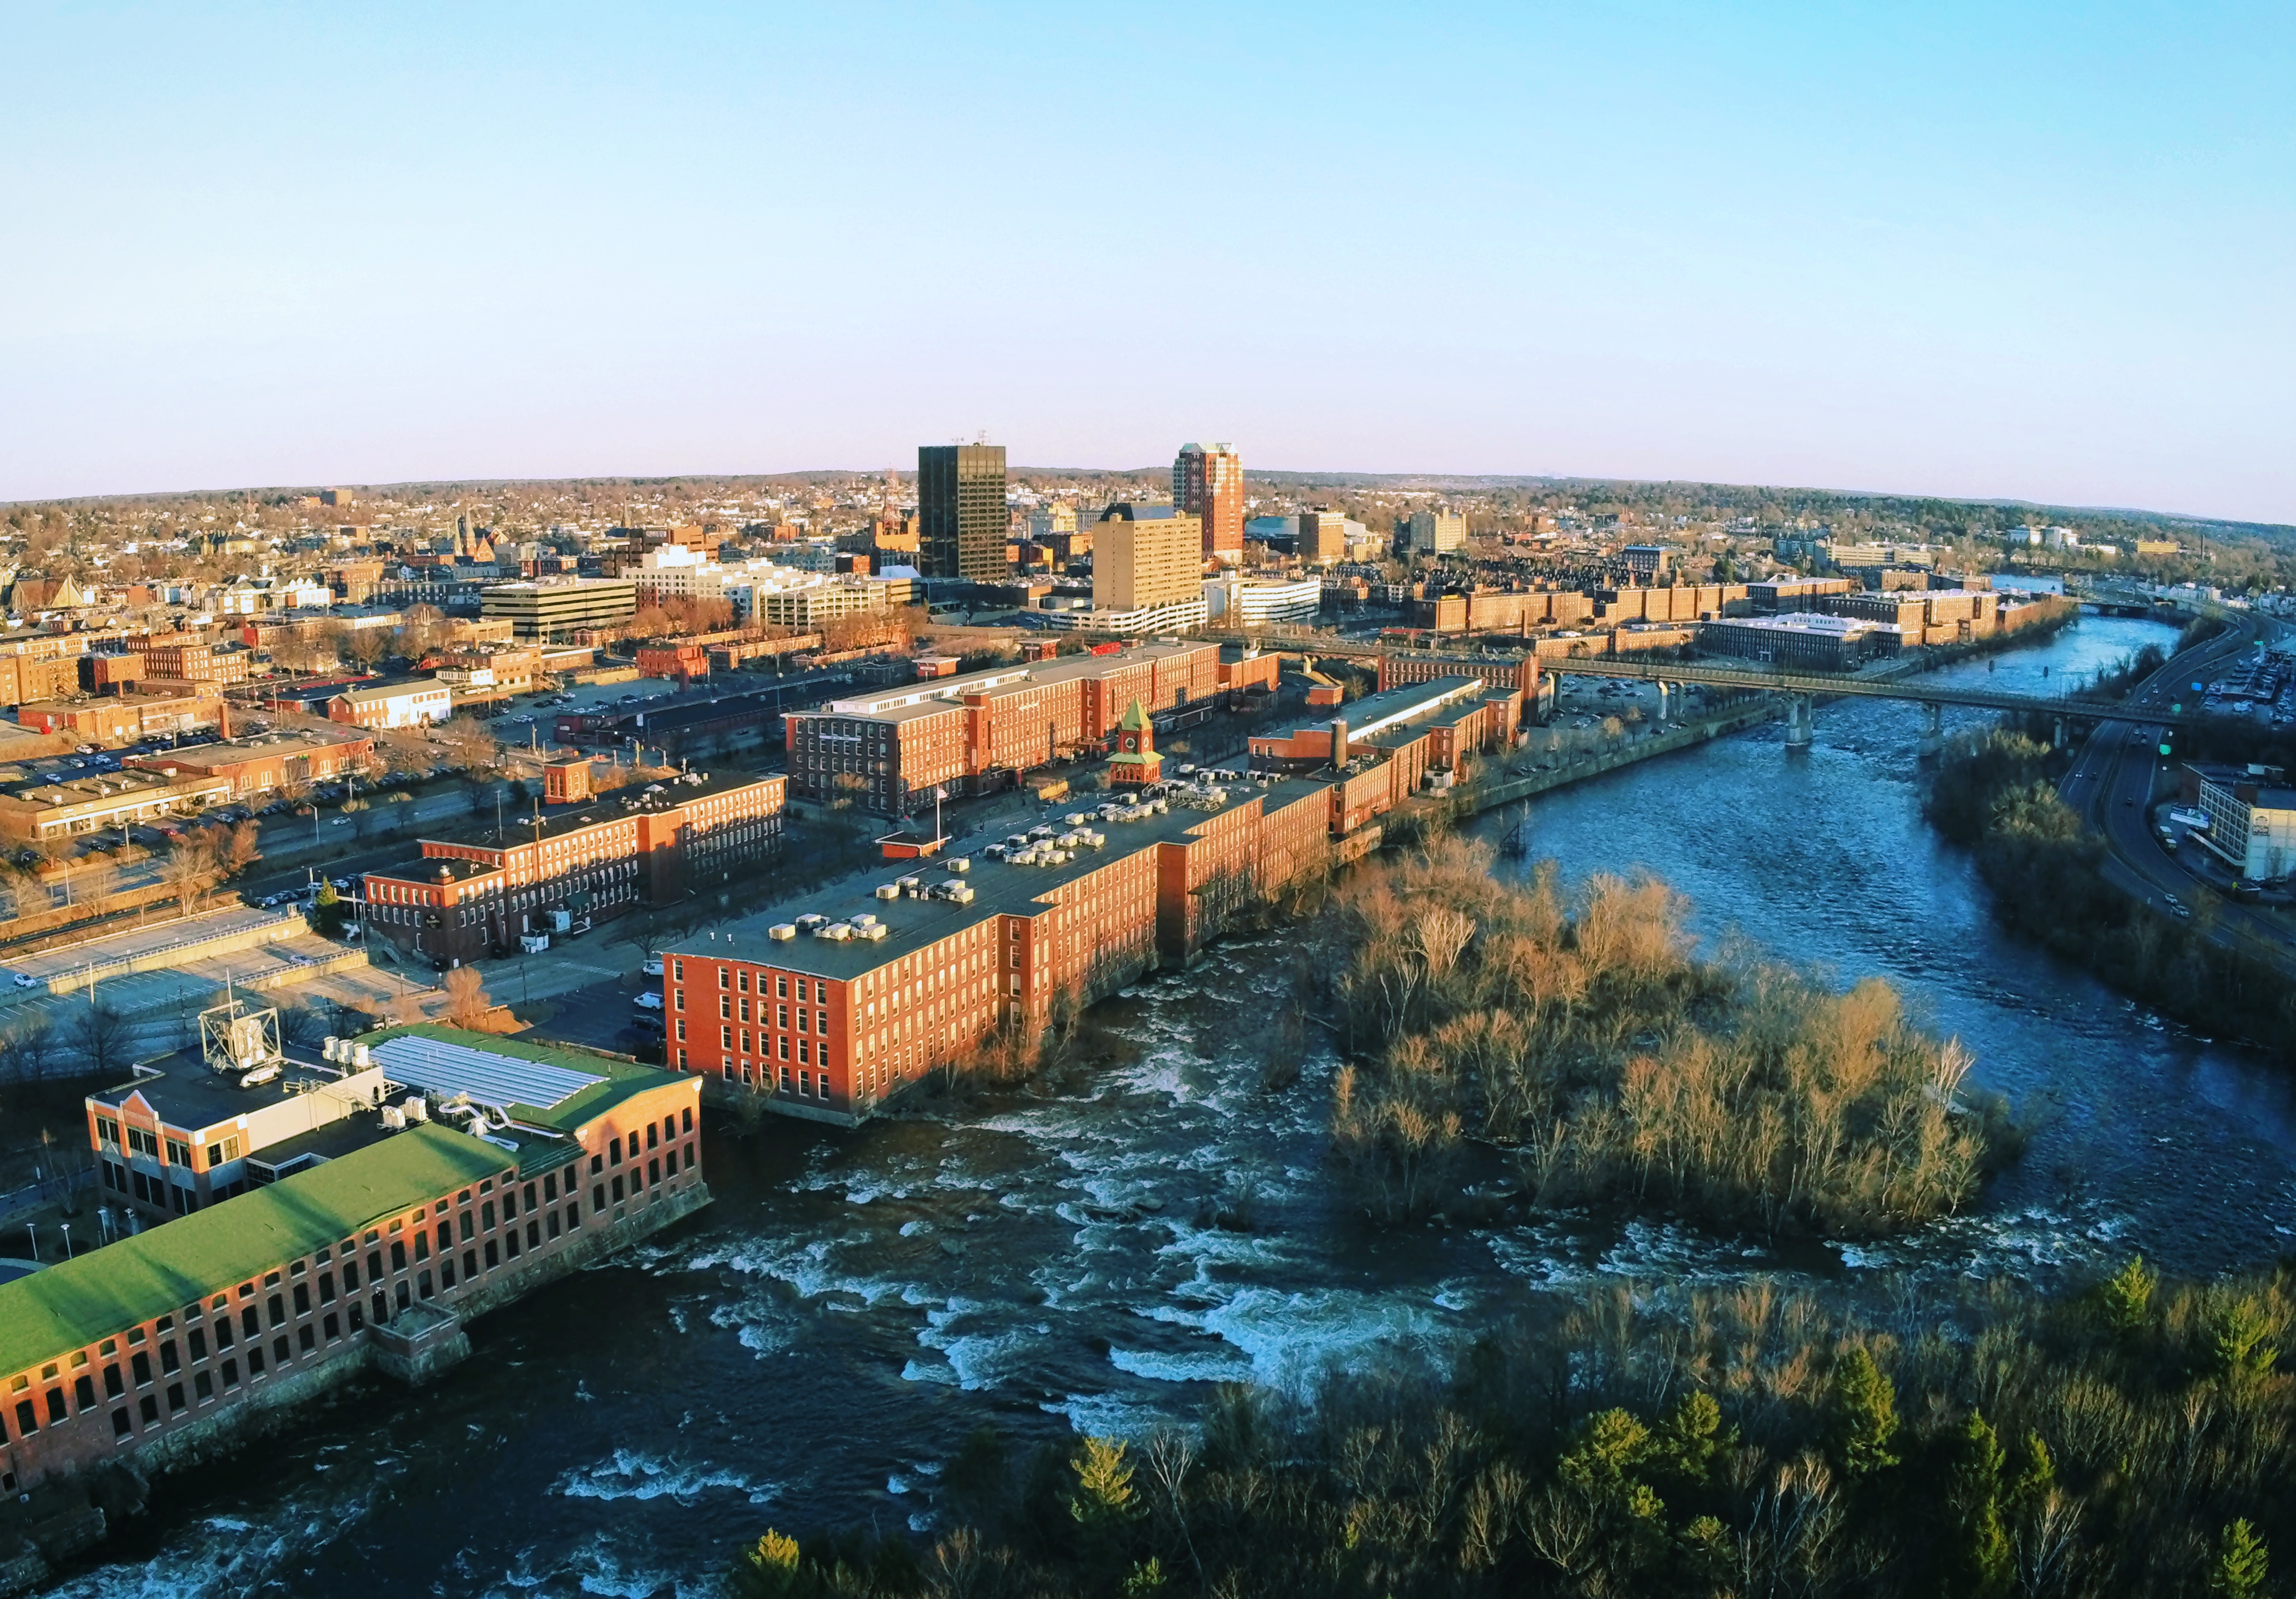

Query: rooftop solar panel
[371,1035,604,1111]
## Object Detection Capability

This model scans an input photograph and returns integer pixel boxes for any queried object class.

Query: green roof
[0,1124,507,1378]
[356,1023,680,1133]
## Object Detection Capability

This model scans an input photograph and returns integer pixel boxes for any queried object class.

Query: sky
[1,2,2291,522]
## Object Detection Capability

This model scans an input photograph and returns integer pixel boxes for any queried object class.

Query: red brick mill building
[0,1027,704,1510]
[359,764,784,965]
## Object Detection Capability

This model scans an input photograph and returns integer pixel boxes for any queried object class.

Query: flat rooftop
[356,1023,682,1138]
[1264,675,1488,745]
[678,774,1329,983]
[90,1055,361,1132]
[809,641,1212,724]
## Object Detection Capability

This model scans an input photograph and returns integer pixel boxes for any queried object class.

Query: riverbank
[728,1257,2294,1599]
[1925,727,2296,1067]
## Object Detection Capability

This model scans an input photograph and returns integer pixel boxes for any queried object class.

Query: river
[53,612,2296,1598]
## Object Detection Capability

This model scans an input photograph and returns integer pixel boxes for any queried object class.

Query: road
[2058,607,2296,972]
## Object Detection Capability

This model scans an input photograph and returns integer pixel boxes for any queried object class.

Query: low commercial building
[0,766,232,841]
[1697,612,1900,670]
[124,727,373,799]
[784,641,1226,814]
[4,1022,705,1500]
[2185,763,2296,883]
[658,774,1333,1122]
[479,580,638,642]
[324,678,454,729]
[16,691,222,743]
[359,769,785,965]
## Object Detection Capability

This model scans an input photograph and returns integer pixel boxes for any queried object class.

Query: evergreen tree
[2091,1256,2156,1337]
[1941,1410,2013,1599]
[2210,1519,2268,1599]
[1829,1347,1899,1479]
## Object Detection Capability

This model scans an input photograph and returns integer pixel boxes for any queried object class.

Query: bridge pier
[1783,692,1814,750]
[1918,701,1944,761]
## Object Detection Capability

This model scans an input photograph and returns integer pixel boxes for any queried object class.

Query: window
[166,1383,185,1413]
[214,1317,234,1350]
[187,1328,207,1361]
[112,1409,131,1438]
[273,1337,289,1364]
[647,1122,659,1151]
[317,1272,334,1305]
[45,1389,66,1425]
[267,1294,285,1328]
[103,1364,122,1398]
[484,1239,499,1269]
[247,1346,264,1377]
[459,1212,474,1242]
[343,1261,360,1292]
[292,1283,310,1316]
[221,1359,239,1387]
[324,1314,340,1340]
[165,1138,191,1166]
[131,1352,151,1386]
[648,1158,661,1187]
[74,1375,95,1411]
[138,1395,158,1425]
[481,1202,495,1231]
[159,1340,180,1375]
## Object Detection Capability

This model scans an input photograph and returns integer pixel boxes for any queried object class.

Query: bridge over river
[1201,627,2198,752]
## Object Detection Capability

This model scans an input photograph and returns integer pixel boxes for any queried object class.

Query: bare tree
[442,966,493,1029]
[72,1003,134,1077]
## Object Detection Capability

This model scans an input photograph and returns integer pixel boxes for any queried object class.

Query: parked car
[641,956,664,978]
[11,972,39,989]
[632,991,664,1011]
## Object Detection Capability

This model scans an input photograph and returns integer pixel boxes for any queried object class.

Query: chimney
[1329,716,1349,768]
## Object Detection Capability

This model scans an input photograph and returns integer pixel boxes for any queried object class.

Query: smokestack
[1329,716,1349,769]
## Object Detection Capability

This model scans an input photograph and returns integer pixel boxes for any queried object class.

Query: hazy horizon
[4,3,2289,521]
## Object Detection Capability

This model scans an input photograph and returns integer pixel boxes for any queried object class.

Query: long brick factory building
[0,1021,705,1507]
[781,640,1279,815]
[359,765,785,966]
[667,654,1533,1126]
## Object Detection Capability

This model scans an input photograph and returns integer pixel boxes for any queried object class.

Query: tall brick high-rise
[919,442,1008,581]
[1173,441,1243,561]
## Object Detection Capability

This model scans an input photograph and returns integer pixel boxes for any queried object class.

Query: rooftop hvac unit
[858,922,889,940]
[352,1041,372,1069]
[983,844,1007,860]
[945,857,969,872]
[818,922,852,940]
[795,913,827,932]
[1066,813,1089,826]
[237,1062,282,1089]
[875,884,901,900]
[403,1097,428,1122]
[322,1036,342,1062]
[850,912,877,928]
[770,923,797,940]
[381,1105,407,1131]
[897,875,920,891]
[948,885,974,904]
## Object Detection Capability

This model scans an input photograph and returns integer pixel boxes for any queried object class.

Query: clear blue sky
[3,2,2290,521]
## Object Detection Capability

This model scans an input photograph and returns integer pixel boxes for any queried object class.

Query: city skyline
[2,5,2290,523]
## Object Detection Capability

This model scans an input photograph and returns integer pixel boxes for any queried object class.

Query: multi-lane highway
[2058,607,2295,971]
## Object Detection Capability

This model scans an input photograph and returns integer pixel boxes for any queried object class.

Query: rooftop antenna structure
[200,993,284,1088]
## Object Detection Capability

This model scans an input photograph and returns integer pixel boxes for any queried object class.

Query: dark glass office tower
[918,442,1008,581]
